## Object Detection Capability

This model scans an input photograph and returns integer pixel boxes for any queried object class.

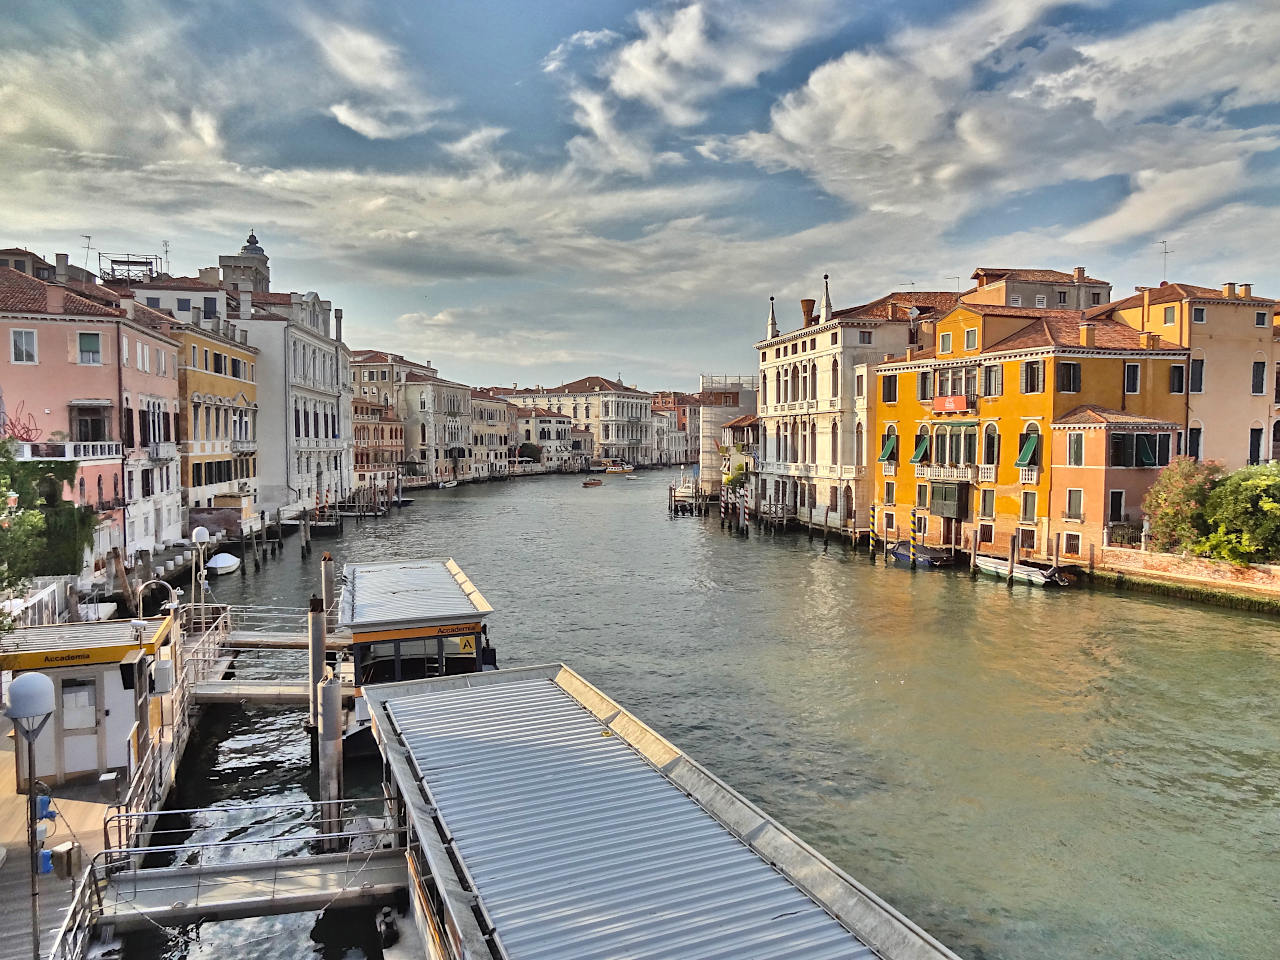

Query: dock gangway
[51,798,407,960]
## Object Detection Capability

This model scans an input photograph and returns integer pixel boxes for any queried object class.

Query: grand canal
[136,468,1280,959]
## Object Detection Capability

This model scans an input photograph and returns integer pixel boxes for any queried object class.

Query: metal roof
[372,666,961,960]
[337,557,492,632]
[0,618,163,653]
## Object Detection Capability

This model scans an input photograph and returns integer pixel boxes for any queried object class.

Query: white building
[516,407,575,471]
[501,375,654,465]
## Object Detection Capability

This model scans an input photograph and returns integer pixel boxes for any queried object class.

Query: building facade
[470,390,516,479]
[517,407,575,471]
[501,376,655,465]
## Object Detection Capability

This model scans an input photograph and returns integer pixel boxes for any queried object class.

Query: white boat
[205,552,242,576]
[670,474,697,502]
[974,554,1069,586]
[624,474,640,480]
[439,480,458,489]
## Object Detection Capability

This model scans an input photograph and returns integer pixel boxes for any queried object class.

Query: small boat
[974,554,1070,586]
[582,478,603,487]
[624,474,640,480]
[439,480,458,489]
[888,541,955,567]
[588,462,607,473]
[205,552,241,576]
[671,474,697,502]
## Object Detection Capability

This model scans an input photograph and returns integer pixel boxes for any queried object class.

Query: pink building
[0,266,183,576]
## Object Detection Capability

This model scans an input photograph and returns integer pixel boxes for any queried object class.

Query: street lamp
[6,672,54,960]
[191,526,210,632]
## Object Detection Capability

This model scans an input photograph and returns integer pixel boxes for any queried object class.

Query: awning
[877,435,898,462]
[909,435,930,464]
[1014,434,1039,468]
[941,420,979,428]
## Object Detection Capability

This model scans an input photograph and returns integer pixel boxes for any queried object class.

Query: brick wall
[1099,546,1280,596]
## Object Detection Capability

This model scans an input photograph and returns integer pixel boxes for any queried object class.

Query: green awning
[941,420,980,428]
[1136,434,1157,467]
[1014,434,1039,468]
[909,435,930,464]
[878,435,897,462]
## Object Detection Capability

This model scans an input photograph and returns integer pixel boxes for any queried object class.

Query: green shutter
[909,434,930,463]
[1014,433,1039,468]
[878,435,897,462]
[1136,433,1157,467]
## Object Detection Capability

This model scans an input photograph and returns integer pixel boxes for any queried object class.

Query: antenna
[81,235,92,271]
[1154,240,1174,282]
[897,280,917,289]
[946,275,961,293]
[162,240,170,274]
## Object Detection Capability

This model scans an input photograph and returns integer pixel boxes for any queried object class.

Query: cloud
[564,85,686,176]
[542,28,621,73]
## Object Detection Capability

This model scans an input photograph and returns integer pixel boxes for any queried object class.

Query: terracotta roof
[985,314,1183,352]
[62,280,121,304]
[519,406,571,419]
[834,291,960,323]
[971,267,1107,285]
[543,375,649,395]
[471,388,512,402]
[1054,404,1180,427]
[1088,282,1278,317]
[131,276,222,292]
[0,267,121,317]
[130,302,175,327]
[254,291,295,305]
[404,371,431,383]
[722,414,760,428]
[352,350,393,363]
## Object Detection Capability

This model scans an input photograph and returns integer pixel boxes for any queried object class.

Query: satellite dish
[908,307,921,319]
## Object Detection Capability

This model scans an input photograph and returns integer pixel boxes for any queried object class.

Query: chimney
[906,348,915,360]
[118,291,135,320]
[55,253,70,283]
[1079,323,1095,347]
[1142,288,1150,311]
[334,307,343,341]
[239,285,252,320]
[198,266,221,287]
[45,285,66,314]
[191,306,203,323]
[239,329,248,344]
[1139,331,1156,349]
[801,298,816,324]
[1240,283,1252,300]
[1223,282,1236,299]
[1073,266,1086,282]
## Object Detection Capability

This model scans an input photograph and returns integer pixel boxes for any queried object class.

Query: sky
[3,0,1278,389]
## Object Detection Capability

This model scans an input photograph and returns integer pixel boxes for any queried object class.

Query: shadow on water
[127,470,1280,959]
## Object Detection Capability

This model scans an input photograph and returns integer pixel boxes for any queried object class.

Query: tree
[1142,456,1222,553]
[1197,463,1280,565]
[518,442,542,462]
[724,463,748,492]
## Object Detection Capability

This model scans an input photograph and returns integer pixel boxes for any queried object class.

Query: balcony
[978,464,997,483]
[147,441,177,461]
[231,438,257,454]
[12,441,122,461]
[914,464,977,482]
[1019,466,1040,485]
[881,461,897,478]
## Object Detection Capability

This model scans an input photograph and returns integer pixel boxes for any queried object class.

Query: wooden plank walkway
[98,850,407,931]
[192,679,317,703]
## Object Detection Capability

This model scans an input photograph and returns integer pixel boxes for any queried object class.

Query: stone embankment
[1088,546,1280,613]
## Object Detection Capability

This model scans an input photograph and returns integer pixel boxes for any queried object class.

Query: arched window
[775,424,782,462]
[855,422,864,466]
[831,422,839,465]
[761,378,767,406]
[984,423,1000,465]
[294,402,301,438]
[791,365,799,402]
[831,358,840,397]
[775,369,782,404]
[78,477,86,502]
[791,421,800,463]
[963,426,978,466]
[96,475,104,505]
[801,366,808,401]
[811,362,820,398]
[810,421,817,463]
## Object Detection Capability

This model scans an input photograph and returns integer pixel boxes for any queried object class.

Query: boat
[582,478,603,487]
[974,554,1070,586]
[888,541,955,567]
[603,458,633,474]
[624,474,640,480]
[391,497,415,507]
[671,473,697,502]
[438,480,458,489]
[205,552,241,576]
[588,461,607,473]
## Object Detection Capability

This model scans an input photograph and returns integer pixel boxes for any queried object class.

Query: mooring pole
[317,671,344,852]
[307,595,325,730]
[321,551,336,630]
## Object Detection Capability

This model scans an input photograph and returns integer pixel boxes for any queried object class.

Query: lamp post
[6,672,55,960]
[190,526,210,635]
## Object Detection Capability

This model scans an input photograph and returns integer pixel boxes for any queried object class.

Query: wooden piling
[1007,533,1017,585]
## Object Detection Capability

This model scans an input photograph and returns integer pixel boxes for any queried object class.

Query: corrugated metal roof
[385,676,877,960]
[0,618,161,653]
[338,558,492,632]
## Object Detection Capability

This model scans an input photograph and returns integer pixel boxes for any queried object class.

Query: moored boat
[438,479,458,489]
[205,552,241,576]
[974,554,1069,586]
[888,541,956,567]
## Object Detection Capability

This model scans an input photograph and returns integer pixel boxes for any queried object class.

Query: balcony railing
[881,461,897,477]
[12,441,122,461]
[978,464,997,483]
[147,441,177,461]
[231,438,257,454]
[914,463,977,482]
[1019,466,1040,485]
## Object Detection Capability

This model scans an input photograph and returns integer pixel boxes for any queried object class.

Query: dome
[240,231,265,256]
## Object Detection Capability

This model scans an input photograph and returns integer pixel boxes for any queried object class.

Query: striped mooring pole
[909,508,918,569]
[868,502,877,562]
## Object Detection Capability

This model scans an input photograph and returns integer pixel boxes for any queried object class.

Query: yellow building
[1089,282,1279,468]
[153,307,261,517]
[872,304,1188,563]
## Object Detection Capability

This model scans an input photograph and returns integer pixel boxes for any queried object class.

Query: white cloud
[565,85,685,176]
[542,29,621,73]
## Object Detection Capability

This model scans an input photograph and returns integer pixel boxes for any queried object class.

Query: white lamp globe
[191,526,210,545]
[5,672,54,725]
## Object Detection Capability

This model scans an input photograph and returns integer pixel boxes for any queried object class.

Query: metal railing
[12,440,123,461]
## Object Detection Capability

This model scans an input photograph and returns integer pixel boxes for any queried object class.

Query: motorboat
[582,478,603,487]
[671,473,697,502]
[624,474,640,480]
[205,552,242,576]
[888,541,955,567]
[439,480,459,489]
[974,554,1070,586]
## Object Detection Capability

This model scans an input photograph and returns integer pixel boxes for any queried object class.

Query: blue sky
[3,0,1278,388]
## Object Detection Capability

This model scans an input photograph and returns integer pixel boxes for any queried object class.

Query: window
[858,330,873,345]
[1193,306,1206,323]
[177,297,191,312]
[145,296,160,308]
[1020,360,1043,394]
[78,332,101,364]
[1108,490,1125,522]
[381,370,389,381]
[213,353,225,374]
[964,328,977,350]
[916,483,928,508]
[939,332,952,354]
[801,340,806,353]
[917,371,933,401]
[203,348,209,370]
[831,333,838,345]
[885,481,895,505]
[810,338,816,351]
[1062,532,1081,554]
[1163,305,1175,325]
[1010,295,1022,307]
[1249,427,1264,465]
[1057,291,1068,305]
[1190,357,1204,393]
[1035,295,1047,308]
[978,521,994,543]
[855,374,864,397]
[1169,364,1185,394]
[1189,426,1202,460]
[910,430,931,464]
[1124,362,1140,394]
[1256,311,1268,328]
[979,488,995,519]
[10,329,36,363]
[881,375,898,403]
[1067,431,1084,466]
[1252,361,1267,395]
[983,424,1000,465]
[1015,428,1039,467]
[982,364,1003,397]
[1066,488,1083,520]
[204,296,217,317]
[883,511,895,532]
[1110,433,1135,467]
[1091,292,1102,305]
[1057,361,1081,393]
[1020,490,1037,523]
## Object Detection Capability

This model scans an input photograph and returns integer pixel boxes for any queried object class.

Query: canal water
[134,469,1280,959]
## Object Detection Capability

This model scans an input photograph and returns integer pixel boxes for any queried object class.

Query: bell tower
[218,230,271,293]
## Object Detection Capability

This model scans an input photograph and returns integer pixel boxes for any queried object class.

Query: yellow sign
[353,622,483,643]
[0,641,159,672]
[457,636,476,653]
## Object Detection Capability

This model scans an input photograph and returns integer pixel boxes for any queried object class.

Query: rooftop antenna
[1154,240,1174,282]
[80,235,92,270]
[162,240,170,274]
[897,280,917,289]
[946,276,961,293]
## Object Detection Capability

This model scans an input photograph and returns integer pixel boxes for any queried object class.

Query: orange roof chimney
[1223,282,1236,298]
[800,298,816,324]
[46,285,65,314]
[1240,283,1252,299]
[1074,266,1086,282]
[1079,323,1095,347]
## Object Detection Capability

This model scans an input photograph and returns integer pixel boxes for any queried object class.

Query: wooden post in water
[970,525,979,577]
[823,506,830,546]
[317,671,344,852]
[1007,533,1017,585]
[1052,531,1060,569]
[321,551,336,629]
[306,595,325,731]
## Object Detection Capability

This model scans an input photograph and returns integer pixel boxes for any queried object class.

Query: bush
[1142,457,1222,553]
[1197,463,1280,565]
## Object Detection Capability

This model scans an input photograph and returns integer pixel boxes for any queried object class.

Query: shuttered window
[1020,360,1043,394]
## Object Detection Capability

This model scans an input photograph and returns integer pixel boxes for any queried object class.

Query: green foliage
[518,442,542,462]
[1196,463,1280,565]
[1142,457,1223,553]
[724,463,748,491]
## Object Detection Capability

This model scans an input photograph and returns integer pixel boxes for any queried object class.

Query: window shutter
[1019,362,1028,394]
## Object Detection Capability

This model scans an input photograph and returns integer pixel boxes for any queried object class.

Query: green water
[132,469,1280,959]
